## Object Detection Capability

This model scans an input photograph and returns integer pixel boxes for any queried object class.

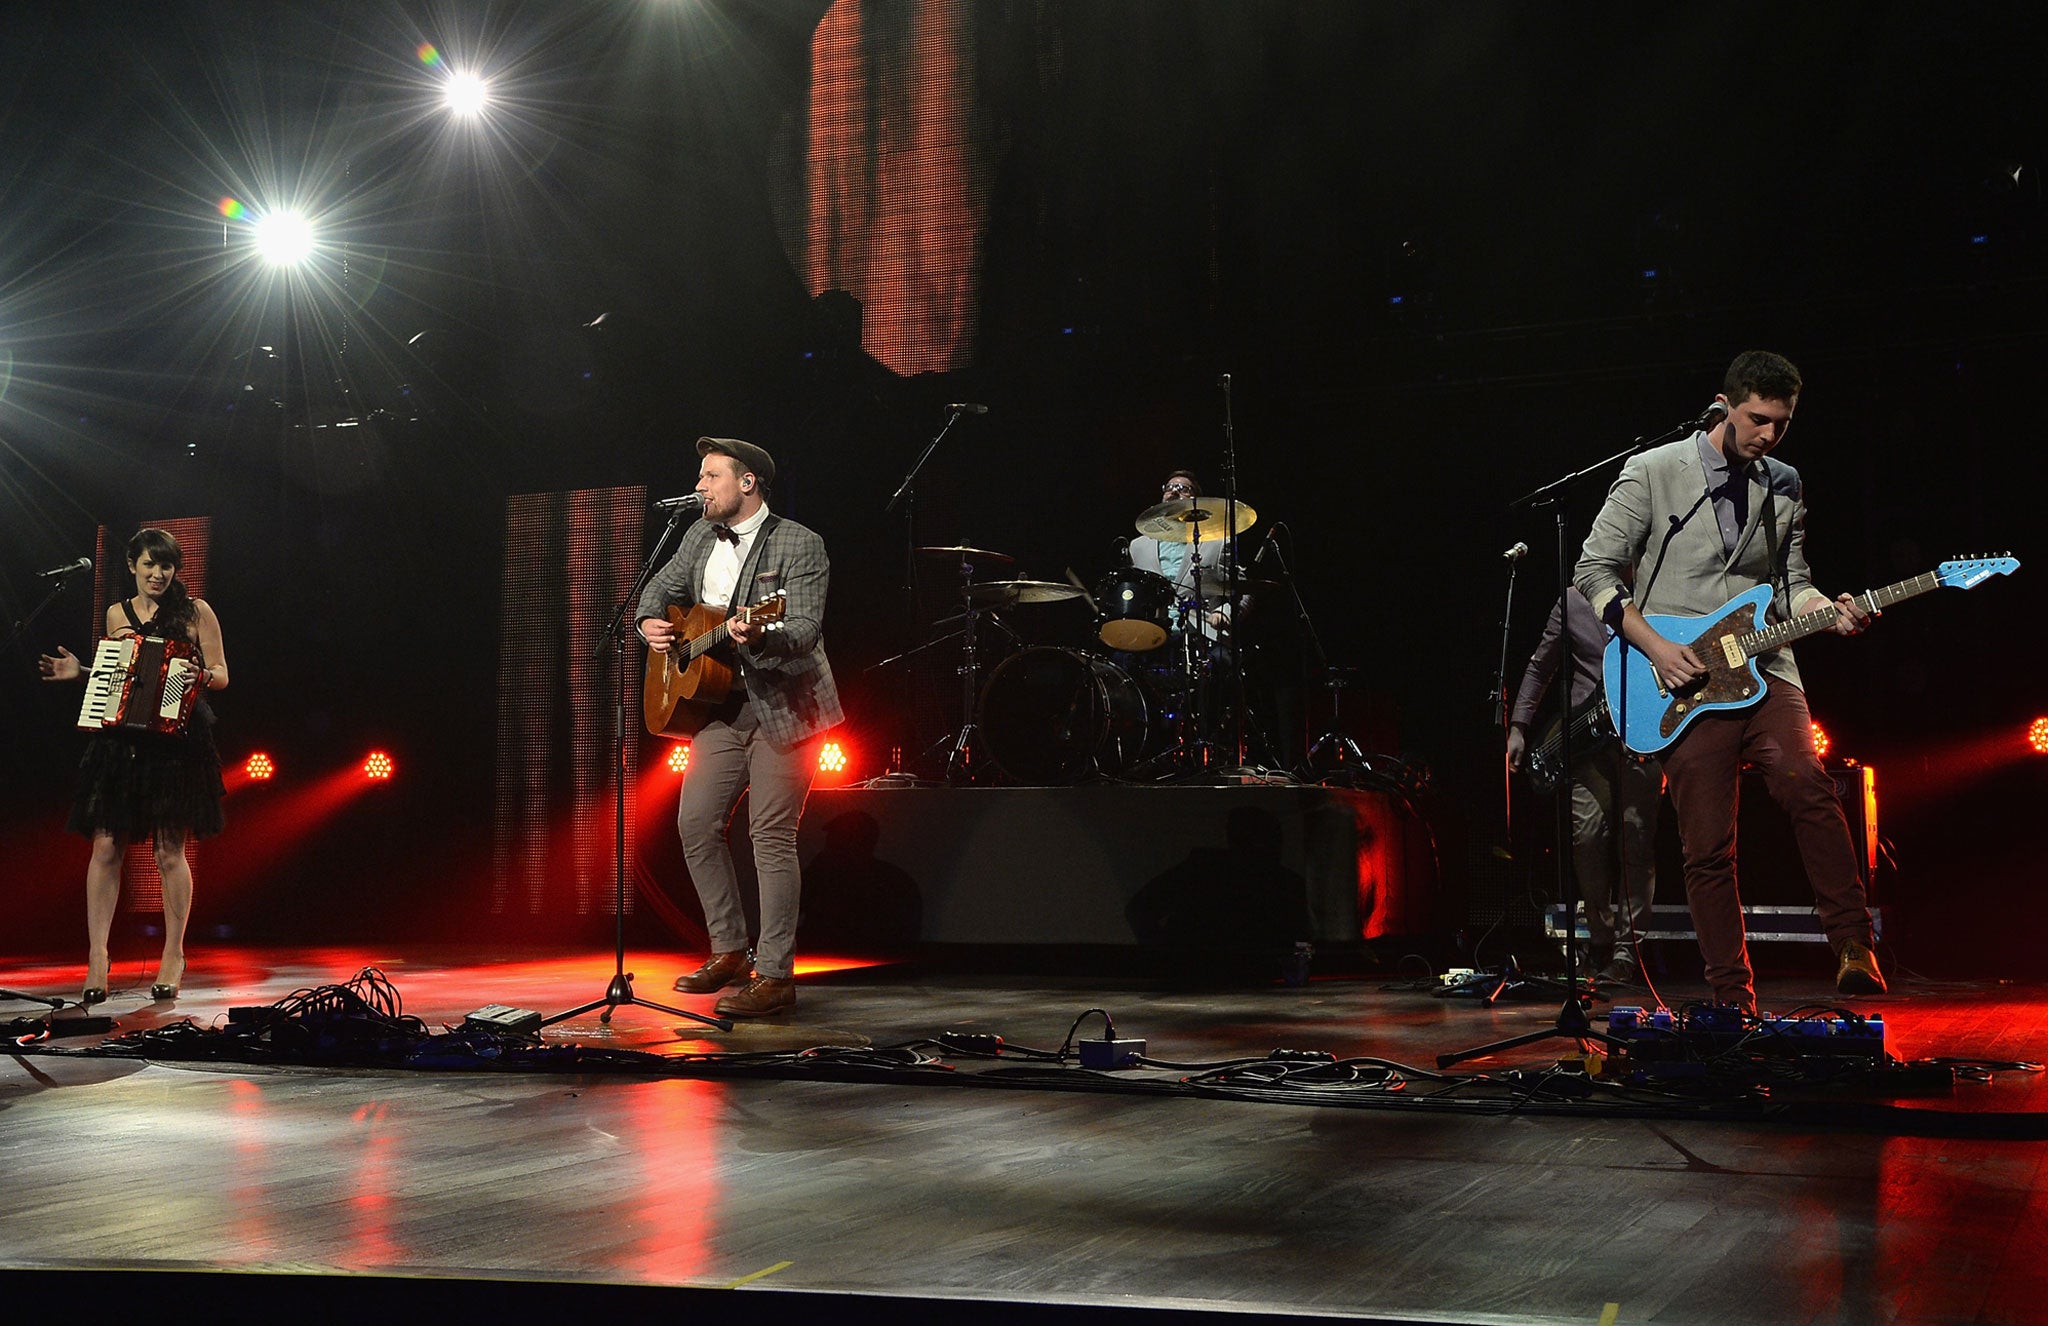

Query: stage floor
[4,945,2046,1325]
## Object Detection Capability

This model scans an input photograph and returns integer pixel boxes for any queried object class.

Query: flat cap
[696,436,776,487]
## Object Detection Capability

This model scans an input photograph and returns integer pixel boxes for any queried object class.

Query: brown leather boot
[673,950,753,994]
[716,976,796,1018]
[1835,939,1887,996]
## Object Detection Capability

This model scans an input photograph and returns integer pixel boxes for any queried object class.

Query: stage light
[252,210,316,267]
[666,745,690,775]
[818,740,849,775]
[243,752,275,781]
[443,71,490,117]
[363,751,395,781]
[1810,722,1832,760]
[2028,717,2048,755]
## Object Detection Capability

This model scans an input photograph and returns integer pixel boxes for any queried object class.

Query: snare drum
[977,647,1163,783]
[1093,567,1174,652]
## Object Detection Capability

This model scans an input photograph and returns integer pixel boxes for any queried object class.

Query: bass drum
[977,648,1161,784]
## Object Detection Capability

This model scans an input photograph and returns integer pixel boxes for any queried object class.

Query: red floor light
[818,739,849,777]
[1810,721,1831,760]
[364,751,395,781]
[2029,717,2048,755]
[243,752,275,780]
[666,745,690,775]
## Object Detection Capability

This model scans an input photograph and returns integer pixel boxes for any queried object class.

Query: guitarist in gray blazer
[1574,351,1884,1012]
[637,437,844,1018]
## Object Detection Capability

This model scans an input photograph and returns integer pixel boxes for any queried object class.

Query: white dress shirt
[701,504,770,609]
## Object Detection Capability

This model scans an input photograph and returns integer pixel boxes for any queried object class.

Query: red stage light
[363,751,395,780]
[243,752,275,780]
[1810,721,1831,760]
[2029,717,2048,755]
[667,745,691,775]
[818,740,849,775]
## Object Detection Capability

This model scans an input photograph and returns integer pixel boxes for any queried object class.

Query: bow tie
[712,525,740,544]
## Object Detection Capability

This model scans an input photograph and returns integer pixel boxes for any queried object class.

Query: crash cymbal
[964,579,1085,606]
[1193,567,1280,600]
[917,545,1015,563]
[1134,496,1257,543]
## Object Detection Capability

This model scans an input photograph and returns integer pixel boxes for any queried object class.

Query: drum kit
[900,495,1280,785]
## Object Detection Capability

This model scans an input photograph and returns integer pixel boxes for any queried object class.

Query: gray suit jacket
[636,512,844,749]
[1574,435,1827,690]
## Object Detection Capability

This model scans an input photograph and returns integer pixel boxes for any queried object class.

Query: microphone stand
[3,561,97,1008]
[541,503,730,1034]
[1215,373,1251,772]
[1437,411,1702,1070]
[1491,548,1525,838]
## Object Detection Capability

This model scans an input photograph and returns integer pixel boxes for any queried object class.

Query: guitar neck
[687,619,733,661]
[1737,570,1942,657]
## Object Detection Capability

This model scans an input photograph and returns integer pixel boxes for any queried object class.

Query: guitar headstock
[1936,554,2020,590]
[742,590,789,626]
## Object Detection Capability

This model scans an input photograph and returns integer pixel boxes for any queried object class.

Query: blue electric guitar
[1603,555,2020,755]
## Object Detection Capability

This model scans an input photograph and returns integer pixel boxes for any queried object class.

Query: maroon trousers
[1658,683,1872,1006]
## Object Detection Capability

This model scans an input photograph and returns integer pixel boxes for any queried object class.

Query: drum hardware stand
[1491,541,1529,839]
[1213,371,1252,771]
[883,405,979,780]
[1438,410,1698,1070]
[1307,666,1370,781]
[541,502,730,1035]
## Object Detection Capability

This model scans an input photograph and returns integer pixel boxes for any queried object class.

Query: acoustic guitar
[643,591,788,739]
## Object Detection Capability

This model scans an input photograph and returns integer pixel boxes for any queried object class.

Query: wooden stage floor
[4,945,2046,1324]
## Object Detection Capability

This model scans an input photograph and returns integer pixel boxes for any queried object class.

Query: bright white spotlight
[252,211,316,266]
[444,71,490,117]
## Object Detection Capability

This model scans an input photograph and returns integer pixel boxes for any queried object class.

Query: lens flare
[416,42,441,67]
[217,197,245,220]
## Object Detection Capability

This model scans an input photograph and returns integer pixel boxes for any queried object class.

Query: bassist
[636,437,844,1018]
[1505,587,1660,986]
[1574,351,1883,1011]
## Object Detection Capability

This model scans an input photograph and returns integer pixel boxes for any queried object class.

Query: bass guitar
[1602,555,2019,756]
[1524,695,1617,793]
[643,591,788,739]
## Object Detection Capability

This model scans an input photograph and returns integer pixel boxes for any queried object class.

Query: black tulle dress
[66,601,226,843]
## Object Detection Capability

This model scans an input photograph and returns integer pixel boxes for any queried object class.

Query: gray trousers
[1570,744,1662,963]
[676,700,817,980]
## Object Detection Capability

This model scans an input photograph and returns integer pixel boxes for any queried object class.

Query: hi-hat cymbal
[1135,496,1257,543]
[964,579,1085,606]
[1193,567,1280,600]
[917,544,1015,563]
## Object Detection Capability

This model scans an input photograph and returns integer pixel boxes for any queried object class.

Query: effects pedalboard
[1606,1004,1886,1060]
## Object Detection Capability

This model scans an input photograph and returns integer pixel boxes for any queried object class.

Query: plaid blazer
[636,512,844,749]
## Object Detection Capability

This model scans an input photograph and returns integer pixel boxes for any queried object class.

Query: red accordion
[76,636,203,736]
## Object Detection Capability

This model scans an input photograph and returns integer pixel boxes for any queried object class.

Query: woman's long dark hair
[127,527,197,640]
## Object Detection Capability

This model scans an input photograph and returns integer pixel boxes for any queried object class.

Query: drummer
[1127,470,1245,642]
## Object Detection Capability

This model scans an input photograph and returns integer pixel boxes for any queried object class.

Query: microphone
[1216,373,1231,388]
[1691,400,1729,430]
[947,403,988,415]
[37,556,93,578]
[652,494,704,512]
[1501,542,1529,562]
[1253,537,1275,566]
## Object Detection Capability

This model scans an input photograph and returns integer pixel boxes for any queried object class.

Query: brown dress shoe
[1835,939,1887,996]
[674,950,754,994]
[716,976,796,1018]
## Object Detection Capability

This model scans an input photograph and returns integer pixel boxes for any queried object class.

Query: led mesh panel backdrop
[492,487,646,918]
